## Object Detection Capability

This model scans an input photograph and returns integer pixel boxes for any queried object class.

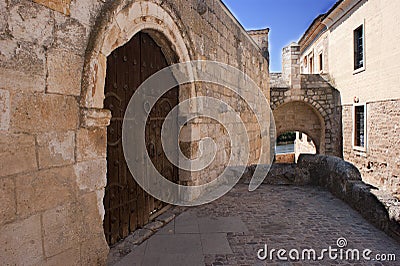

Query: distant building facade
[298,0,400,193]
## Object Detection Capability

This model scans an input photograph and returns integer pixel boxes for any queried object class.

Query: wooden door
[103,32,178,245]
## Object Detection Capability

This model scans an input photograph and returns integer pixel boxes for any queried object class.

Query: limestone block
[81,53,106,108]
[47,48,84,96]
[0,133,37,177]
[0,89,10,131]
[0,40,46,92]
[80,108,111,128]
[42,203,83,257]
[0,0,7,38]
[69,0,102,28]
[53,13,87,55]
[33,0,71,16]
[0,215,43,265]
[79,192,105,239]
[79,235,109,265]
[8,0,54,47]
[0,177,16,225]
[101,21,127,57]
[74,158,107,192]
[37,131,75,169]
[43,247,80,266]
[16,166,76,217]
[11,93,79,132]
[76,127,106,162]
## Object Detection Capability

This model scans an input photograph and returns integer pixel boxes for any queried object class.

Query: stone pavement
[111,185,400,266]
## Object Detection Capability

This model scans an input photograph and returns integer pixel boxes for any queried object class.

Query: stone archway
[78,0,194,258]
[273,101,325,154]
[81,1,194,110]
[270,74,343,157]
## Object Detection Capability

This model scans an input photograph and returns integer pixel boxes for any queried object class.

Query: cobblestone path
[114,185,400,266]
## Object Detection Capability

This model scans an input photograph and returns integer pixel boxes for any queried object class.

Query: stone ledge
[106,208,181,265]
[241,155,400,242]
[297,154,400,242]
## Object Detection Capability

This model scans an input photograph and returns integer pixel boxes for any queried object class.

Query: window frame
[352,103,367,152]
[318,52,323,73]
[353,22,366,74]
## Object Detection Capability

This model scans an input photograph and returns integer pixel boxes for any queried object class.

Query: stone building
[269,43,343,158]
[0,0,270,264]
[298,0,400,194]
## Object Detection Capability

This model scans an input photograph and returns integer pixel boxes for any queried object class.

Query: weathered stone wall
[270,74,342,157]
[247,28,269,62]
[343,100,400,194]
[281,43,300,89]
[0,0,269,264]
[297,154,400,242]
[242,155,400,242]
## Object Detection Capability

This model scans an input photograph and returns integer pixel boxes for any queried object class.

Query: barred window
[354,25,364,70]
[354,105,366,148]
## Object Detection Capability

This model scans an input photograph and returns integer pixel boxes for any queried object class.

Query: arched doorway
[103,31,179,245]
[273,101,325,154]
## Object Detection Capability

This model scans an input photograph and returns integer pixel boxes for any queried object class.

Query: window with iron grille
[354,25,364,70]
[354,105,365,148]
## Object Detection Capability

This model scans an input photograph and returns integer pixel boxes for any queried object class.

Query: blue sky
[222,0,337,72]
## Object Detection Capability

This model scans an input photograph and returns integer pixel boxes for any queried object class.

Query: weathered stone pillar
[282,42,301,89]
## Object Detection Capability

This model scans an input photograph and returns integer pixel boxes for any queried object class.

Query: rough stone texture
[343,100,400,195]
[0,89,10,131]
[275,153,295,163]
[80,235,109,265]
[282,42,301,89]
[74,158,107,192]
[271,72,342,157]
[0,133,37,177]
[37,131,75,169]
[33,0,71,16]
[80,192,105,240]
[80,108,111,128]
[297,154,400,242]
[247,28,269,62]
[8,0,54,47]
[0,41,46,93]
[11,93,79,133]
[15,166,77,218]
[43,247,81,266]
[53,12,87,55]
[42,203,83,257]
[47,48,84,96]
[76,127,106,162]
[0,215,43,265]
[0,178,16,226]
[241,163,310,186]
